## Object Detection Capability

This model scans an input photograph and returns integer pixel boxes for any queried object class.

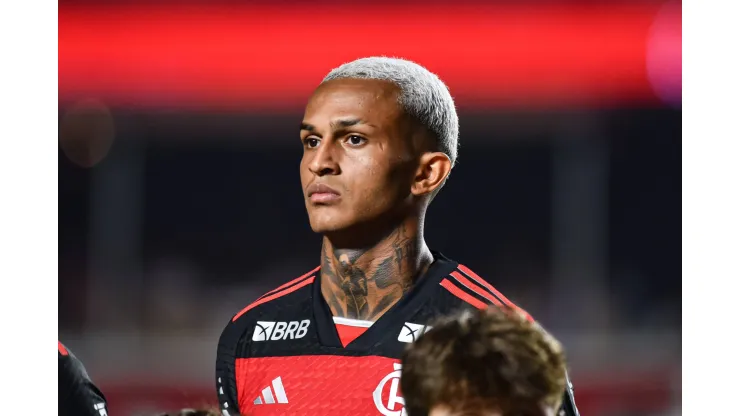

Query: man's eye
[346,135,366,146]
[304,138,320,148]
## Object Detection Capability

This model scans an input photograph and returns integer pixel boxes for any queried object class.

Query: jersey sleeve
[58,342,108,416]
[560,373,580,416]
[216,314,250,415]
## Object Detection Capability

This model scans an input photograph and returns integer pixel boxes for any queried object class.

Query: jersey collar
[311,251,458,350]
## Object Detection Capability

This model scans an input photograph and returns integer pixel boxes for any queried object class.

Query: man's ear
[411,152,452,196]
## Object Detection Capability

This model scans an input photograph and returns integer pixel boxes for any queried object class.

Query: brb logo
[252,320,311,341]
[373,363,407,416]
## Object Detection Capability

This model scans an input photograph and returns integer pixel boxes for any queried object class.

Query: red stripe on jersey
[457,264,534,322]
[58,341,69,356]
[233,277,315,322]
[257,266,320,301]
[457,264,512,304]
[440,278,487,310]
[450,271,503,306]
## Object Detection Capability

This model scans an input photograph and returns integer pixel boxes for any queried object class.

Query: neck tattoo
[320,226,428,321]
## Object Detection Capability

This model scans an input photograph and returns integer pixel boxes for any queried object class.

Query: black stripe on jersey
[455,267,508,306]
[256,270,318,301]
[445,273,496,306]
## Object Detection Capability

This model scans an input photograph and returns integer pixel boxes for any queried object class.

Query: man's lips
[306,183,341,203]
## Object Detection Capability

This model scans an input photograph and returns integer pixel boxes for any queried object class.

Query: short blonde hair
[322,57,459,167]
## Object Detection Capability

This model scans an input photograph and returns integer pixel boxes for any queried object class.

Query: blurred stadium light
[59,3,680,110]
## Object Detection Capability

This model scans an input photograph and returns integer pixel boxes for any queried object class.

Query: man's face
[300,78,421,234]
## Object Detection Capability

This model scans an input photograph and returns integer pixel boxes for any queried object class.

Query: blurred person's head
[300,57,458,239]
[400,307,567,416]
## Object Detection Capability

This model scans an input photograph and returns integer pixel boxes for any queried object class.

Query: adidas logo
[253,376,289,405]
[397,322,433,343]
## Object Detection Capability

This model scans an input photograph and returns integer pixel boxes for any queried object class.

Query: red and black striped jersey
[59,341,108,416]
[216,252,578,416]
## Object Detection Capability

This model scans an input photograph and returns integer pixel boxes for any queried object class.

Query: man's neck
[320,221,433,321]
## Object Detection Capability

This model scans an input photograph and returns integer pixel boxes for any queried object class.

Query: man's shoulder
[58,341,108,415]
[216,265,320,368]
[224,265,320,329]
[58,341,87,375]
[435,259,534,321]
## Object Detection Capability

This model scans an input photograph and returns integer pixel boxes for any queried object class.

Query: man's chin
[310,221,372,246]
[309,220,348,235]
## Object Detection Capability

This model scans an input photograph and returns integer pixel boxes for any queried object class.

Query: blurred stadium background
[58,0,681,414]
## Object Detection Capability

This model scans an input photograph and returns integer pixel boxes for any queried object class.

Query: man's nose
[308,141,340,176]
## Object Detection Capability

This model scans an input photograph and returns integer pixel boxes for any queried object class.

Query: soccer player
[59,341,108,416]
[400,307,568,416]
[215,57,579,416]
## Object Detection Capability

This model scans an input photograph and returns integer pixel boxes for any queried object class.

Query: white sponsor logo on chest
[252,320,311,341]
[397,322,433,343]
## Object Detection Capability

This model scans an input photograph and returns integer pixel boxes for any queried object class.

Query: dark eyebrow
[300,118,369,134]
[330,118,364,130]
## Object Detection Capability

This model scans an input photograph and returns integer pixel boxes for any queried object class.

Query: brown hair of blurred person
[400,307,567,416]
